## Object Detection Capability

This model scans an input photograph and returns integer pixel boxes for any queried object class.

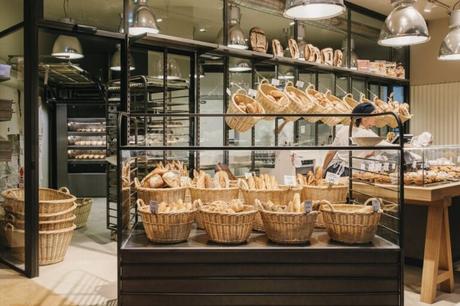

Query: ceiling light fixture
[283,0,345,20]
[378,0,430,47]
[110,45,136,71]
[129,0,160,36]
[52,35,84,60]
[155,58,182,80]
[229,60,251,72]
[227,6,248,49]
[439,5,460,60]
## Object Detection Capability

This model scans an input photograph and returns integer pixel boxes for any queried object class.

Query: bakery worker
[322,102,388,177]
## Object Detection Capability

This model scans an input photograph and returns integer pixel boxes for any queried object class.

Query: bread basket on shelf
[225,89,265,132]
[304,84,326,123]
[137,199,196,244]
[283,81,314,122]
[256,79,289,120]
[198,205,257,244]
[134,177,187,205]
[342,93,360,109]
[259,209,318,245]
[320,198,383,244]
[326,91,353,125]
[241,185,302,232]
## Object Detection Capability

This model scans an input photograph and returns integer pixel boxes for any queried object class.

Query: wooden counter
[354,181,460,304]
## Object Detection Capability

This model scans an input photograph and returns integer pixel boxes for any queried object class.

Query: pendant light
[378,0,430,47]
[52,35,84,60]
[110,46,136,71]
[129,0,160,36]
[229,59,251,72]
[439,8,460,60]
[227,6,248,49]
[51,0,84,60]
[284,0,345,20]
[154,58,182,80]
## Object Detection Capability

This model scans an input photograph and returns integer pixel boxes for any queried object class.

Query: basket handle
[284,80,294,89]
[136,199,146,210]
[319,200,334,212]
[4,222,14,231]
[234,88,247,96]
[363,197,383,210]
[359,92,366,103]
[5,214,15,223]
[59,187,70,194]
[134,177,141,188]
[260,79,269,85]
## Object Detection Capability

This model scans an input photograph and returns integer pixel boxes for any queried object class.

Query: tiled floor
[1,199,459,305]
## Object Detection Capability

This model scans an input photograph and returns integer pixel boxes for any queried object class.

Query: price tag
[248,88,257,98]
[271,78,280,86]
[304,200,313,213]
[226,88,232,96]
[390,163,396,171]
[294,157,302,168]
[149,200,159,214]
[296,80,305,88]
[383,163,390,172]
[300,126,306,134]
[284,175,297,186]
[360,163,366,171]
[244,172,253,179]
[412,161,417,169]
[372,199,381,212]
[325,172,340,184]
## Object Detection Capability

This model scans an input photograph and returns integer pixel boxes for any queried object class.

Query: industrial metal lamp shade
[129,0,160,36]
[439,10,460,61]
[110,48,136,71]
[155,58,182,80]
[378,0,430,47]
[229,60,251,72]
[228,24,248,49]
[52,35,84,60]
[284,0,345,20]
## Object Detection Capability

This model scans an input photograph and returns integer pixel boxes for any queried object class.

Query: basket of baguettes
[297,167,348,228]
[190,170,240,229]
[195,199,257,244]
[134,161,191,205]
[225,89,265,132]
[255,194,319,244]
[239,174,302,232]
[320,198,383,244]
[137,198,196,244]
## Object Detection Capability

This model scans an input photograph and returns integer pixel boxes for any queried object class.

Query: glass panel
[0,0,23,32]
[0,28,25,271]
[335,76,348,99]
[351,79,365,100]
[44,0,123,33]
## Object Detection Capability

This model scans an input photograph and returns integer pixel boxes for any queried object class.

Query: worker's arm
[322,150,337,171]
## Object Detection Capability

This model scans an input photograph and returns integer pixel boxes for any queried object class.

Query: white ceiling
[348,0,455,21]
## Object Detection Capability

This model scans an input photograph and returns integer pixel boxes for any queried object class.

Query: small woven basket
[301,184,348,228]
[260,210,318,244]
[5,223,76,265]
[74,198,93,228]
[283,81,313,122]
[256,79,289,120]
[137,199,195,244]
[241,186,302,232]
[225,89,264,132]
[1,187,76,215]
[199,206,257,244]
[135,178,187,205]
[320,199,383,244]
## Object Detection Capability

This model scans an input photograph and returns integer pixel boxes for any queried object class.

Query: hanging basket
[256,79,289,120]
[283,81,314,122]
[225,89,264,132]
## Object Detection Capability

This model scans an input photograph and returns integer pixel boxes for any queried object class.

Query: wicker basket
[225,89,264,132]
[320,199,383,244]
[241,186,302,232]
[135,178,187,205]
[326,91,352,125]
[2,187,76,215]
[199,206,257,244]
[283,81,313,122]
[256,79,289,120]
[74,198,93,228]
[5,214,76,231]
[304,85,326,123]
[137,199,195,244]
[8,203,77,223]
[4,223,76,265]
[301,184,348,227]
[343,94,360,109]
[190,186,240,203]
[260,210,318,244]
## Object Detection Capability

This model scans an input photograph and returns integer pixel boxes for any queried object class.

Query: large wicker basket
[7,203,77,222]
[320,199,383,244]
[4,223,75,265]
[135,178,187,205]
[190,186,240,203]
[199,206,257,244]
[2,187,76,215]
[304,85,327,123]
[283,81,313,122]
[301,184,348,228]
[137,199,195,244]
[241,186,302,232]
[225,89,264,132]
[260,210,318,244]
[74,198,93,228]
[5,214,76,231]
[256,79,289,120]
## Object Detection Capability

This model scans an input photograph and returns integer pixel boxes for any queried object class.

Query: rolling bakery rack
[116,110,406,306]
